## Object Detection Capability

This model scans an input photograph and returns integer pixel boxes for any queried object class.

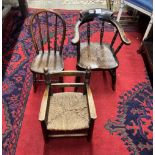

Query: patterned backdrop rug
[3,8,152,155]
[105,82,153,154]
[2,8,80,155]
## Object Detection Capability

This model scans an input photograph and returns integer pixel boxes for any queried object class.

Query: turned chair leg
[109,69,116,91]
[33,73,37,93]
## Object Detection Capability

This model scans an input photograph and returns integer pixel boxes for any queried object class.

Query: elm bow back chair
[39,68,97,141]
[72,8,131,90]
[30,10,66,92]
[117,0,153,42]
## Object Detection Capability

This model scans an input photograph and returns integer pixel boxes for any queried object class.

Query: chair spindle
[46,12,50,53]
[110,30,118,48]
[59,19,66,55]
[115,42,123,55]
[37,14,44,53]
[100,21,104,45]
[54,15,58,54]
[87,22,90,45]
[31,27,39,54]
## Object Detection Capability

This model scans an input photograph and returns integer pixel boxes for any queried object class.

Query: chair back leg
[59,76,64,92]
[75,76,81,92]
[109,69,116,91]
[33,73,37,93]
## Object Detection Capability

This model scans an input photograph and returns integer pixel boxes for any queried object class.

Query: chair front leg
[41,121,48,142]
[87,119,95,142]
[109,68,116,91]
[33,73,37,93]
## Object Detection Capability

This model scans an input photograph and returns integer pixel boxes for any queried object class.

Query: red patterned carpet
[3,8,152,155]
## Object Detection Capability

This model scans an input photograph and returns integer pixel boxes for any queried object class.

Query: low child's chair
[30,10,66,92]
[39,68,97,141]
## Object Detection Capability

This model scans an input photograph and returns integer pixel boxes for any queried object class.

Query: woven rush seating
[47,92,89,131]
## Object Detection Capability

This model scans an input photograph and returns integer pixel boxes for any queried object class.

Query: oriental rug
[2,8,152,155]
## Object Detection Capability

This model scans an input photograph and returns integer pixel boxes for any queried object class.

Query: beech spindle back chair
[30,10,66,92]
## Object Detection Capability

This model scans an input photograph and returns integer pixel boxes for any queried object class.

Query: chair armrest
[86,85,97,120]
[111,19,131,45]
[71,20,81,44]
[39,86,50,121]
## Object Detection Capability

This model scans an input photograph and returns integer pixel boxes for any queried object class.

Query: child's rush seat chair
[72,8,131,90]
[30,10,66,92]
[117,0,153,42]
[39,69,97,141]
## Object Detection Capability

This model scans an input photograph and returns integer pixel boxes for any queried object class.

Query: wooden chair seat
[78,42,118,69]
[47,92,89,131]
[30,51,63,74]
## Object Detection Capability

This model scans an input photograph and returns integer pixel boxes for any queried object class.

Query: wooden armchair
[30,10,66,92]
[72,8,131,90]
[39,69,97,141]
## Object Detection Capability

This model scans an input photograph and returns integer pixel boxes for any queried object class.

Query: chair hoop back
[30,9,66,54]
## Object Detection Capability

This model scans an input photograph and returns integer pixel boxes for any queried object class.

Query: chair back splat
[72,8,131,90]
[30,10,66,92]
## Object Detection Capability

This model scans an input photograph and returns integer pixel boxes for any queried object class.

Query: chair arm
[86,85,97,120]
[39,86,50,121]
[111,19,131,45]
[71,20,81,44]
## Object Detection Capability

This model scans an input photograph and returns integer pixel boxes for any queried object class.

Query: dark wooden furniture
[140,37,153,86]
[39,69,97,141]
[30,10,66,92]
[18,0,28,17]
[72,8,131,90]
